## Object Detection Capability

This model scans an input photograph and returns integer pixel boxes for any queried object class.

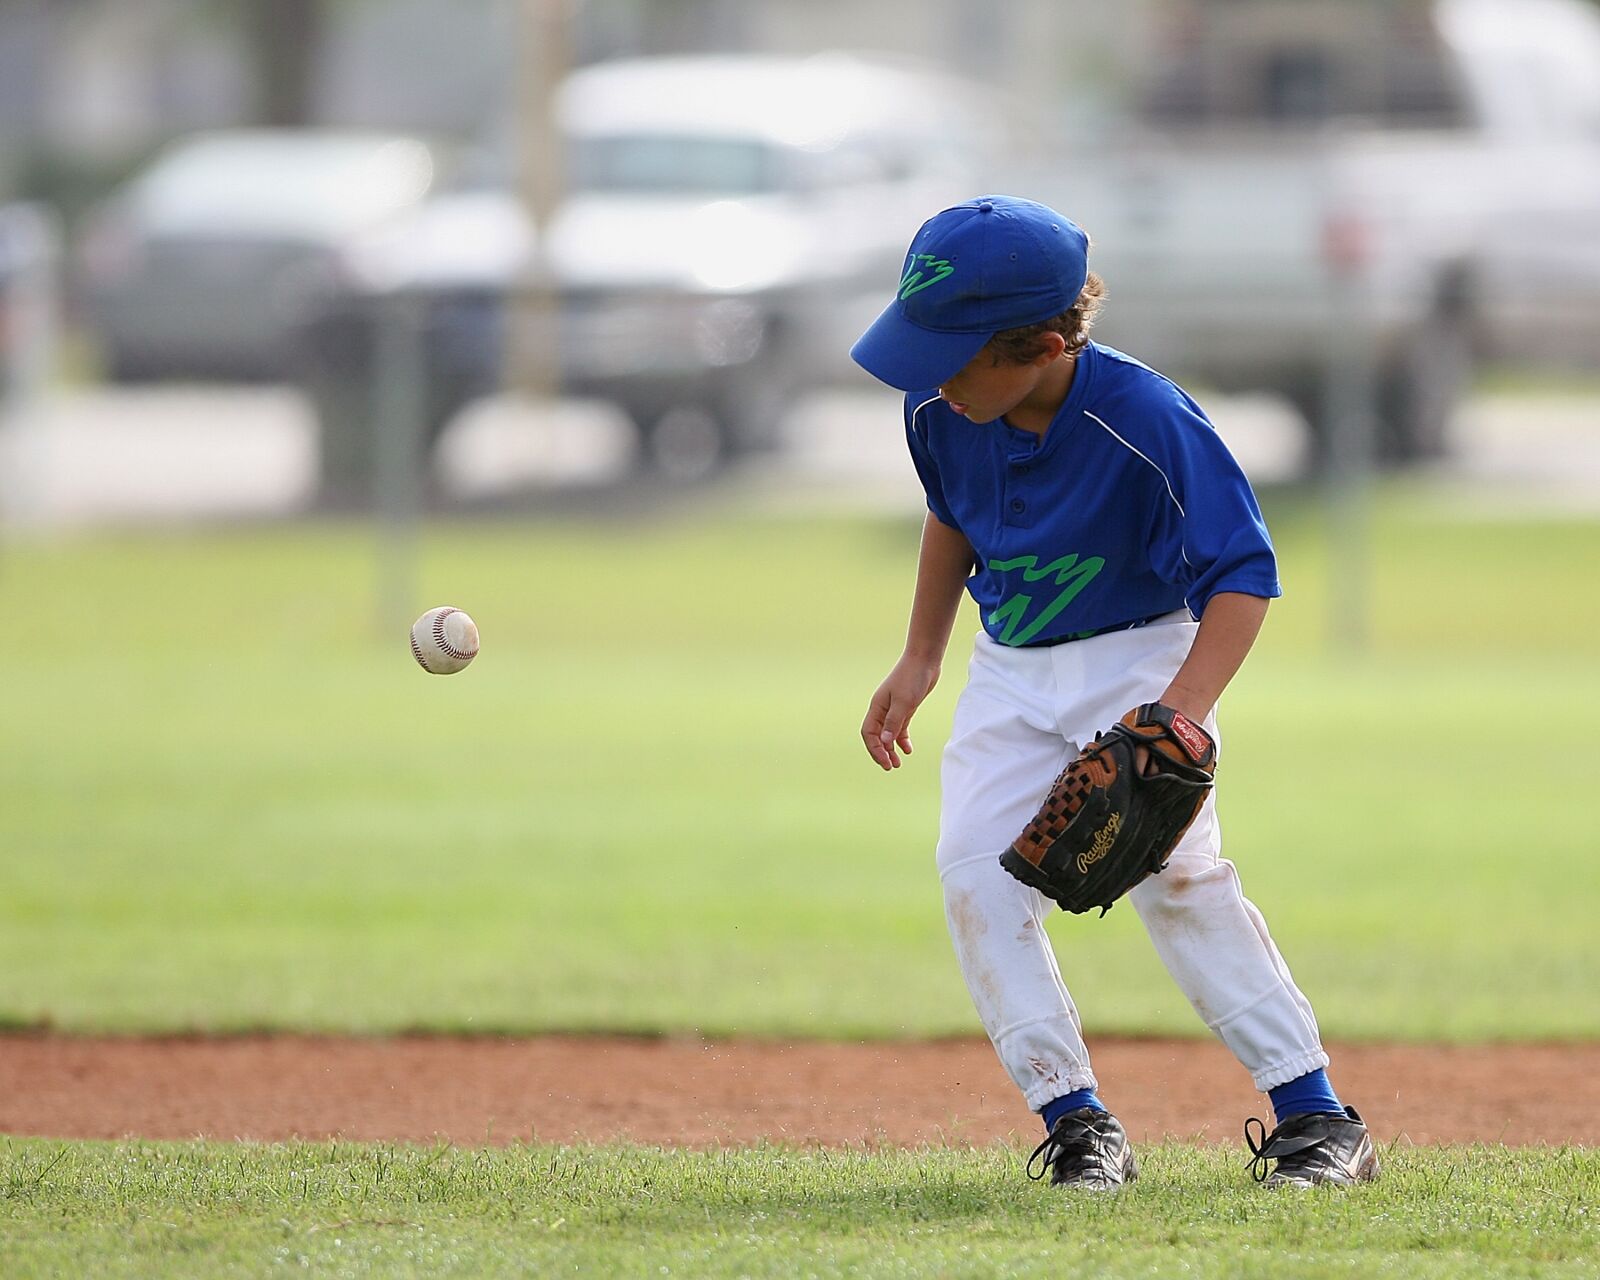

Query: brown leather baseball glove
[999,703,1217,915]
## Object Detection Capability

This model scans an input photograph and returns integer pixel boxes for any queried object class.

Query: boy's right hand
[861,656,941,771]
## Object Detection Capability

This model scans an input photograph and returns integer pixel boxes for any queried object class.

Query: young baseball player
[852,195,1378,1190]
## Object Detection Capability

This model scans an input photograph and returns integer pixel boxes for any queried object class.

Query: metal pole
[1321,204,1377,656]
[509,0,570,400]
[0,203,61,530]
[373,289,424,635]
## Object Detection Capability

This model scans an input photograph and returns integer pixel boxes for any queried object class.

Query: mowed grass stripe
[1,1138,1595,1279]
[2,493,1597,1038]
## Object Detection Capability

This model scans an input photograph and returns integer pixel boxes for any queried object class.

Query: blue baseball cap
[851,195,1090,392]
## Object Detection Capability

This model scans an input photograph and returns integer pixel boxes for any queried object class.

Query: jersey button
[1010,498,1026,514]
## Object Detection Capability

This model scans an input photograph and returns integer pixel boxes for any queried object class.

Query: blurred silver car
[76,130,438,381]
[294,54,999,493]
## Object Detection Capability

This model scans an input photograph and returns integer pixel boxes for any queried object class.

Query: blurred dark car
[291,54,996,495]
[75,130,440,381]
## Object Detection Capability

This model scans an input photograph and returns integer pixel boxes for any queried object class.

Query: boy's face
[937,340,1068,427]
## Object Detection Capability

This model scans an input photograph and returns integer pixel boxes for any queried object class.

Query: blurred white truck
[1024,0,1600,458]
[293,2,1600,494]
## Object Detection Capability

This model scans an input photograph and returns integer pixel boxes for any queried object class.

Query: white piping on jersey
[913,397,1195,571]
[916,396,1186,521]
[1083,411,1185,518]
[1082,410,1194,568]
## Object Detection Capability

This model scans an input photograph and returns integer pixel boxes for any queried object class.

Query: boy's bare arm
[1157,592,1271,723]
[862,512,974,771]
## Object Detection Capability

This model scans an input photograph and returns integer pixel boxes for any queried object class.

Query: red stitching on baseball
[411,632,429,667]
[430,608,474,661]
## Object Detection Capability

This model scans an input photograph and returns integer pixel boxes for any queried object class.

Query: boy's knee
[935,829,1005,877]
[1131,857,1238,916]
[937,840,1003,887]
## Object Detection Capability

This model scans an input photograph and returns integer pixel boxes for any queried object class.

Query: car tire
[101,342,162,384]
[1375,299,1473,462]
[1285,291,1474,471]
[639,403,729,482]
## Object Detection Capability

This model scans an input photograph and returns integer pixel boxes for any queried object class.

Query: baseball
[410,606,479,675]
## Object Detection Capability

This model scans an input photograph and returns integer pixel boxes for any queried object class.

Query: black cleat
[1026,1107,1139,1190]
[1245,1106,1379,1188]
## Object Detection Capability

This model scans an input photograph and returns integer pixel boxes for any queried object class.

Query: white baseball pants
[937,615,1329,1113]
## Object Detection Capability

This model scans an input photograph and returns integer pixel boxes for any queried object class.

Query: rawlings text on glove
[999,703,1218,915]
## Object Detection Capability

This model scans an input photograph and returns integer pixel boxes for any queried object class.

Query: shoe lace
[1244,1113,1335,1182]
[1243,1115,1274,1183]
[1026,1114,1104,1182]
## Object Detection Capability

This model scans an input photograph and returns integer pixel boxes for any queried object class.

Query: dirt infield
[3,1035,1595,1150]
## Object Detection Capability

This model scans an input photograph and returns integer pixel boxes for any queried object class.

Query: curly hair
[984,272,1107,364]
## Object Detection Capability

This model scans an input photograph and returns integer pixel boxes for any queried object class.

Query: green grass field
[3,486,1598,1277]
[2,489,1598,1041]
[3,1138,1595,1278]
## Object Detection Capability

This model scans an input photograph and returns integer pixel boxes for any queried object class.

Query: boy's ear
[1032,331,1068,365]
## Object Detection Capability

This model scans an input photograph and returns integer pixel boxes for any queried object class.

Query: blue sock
[1041,1088,1106,1131]
[1267,1068,1343,1124]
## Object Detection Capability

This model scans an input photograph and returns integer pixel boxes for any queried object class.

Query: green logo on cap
[898,254,954,300]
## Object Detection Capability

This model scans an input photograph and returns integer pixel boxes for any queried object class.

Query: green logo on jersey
[898,253,955,299]
[986,553,1107,646]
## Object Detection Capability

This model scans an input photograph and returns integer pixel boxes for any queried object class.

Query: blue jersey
[905,342,1281,647]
